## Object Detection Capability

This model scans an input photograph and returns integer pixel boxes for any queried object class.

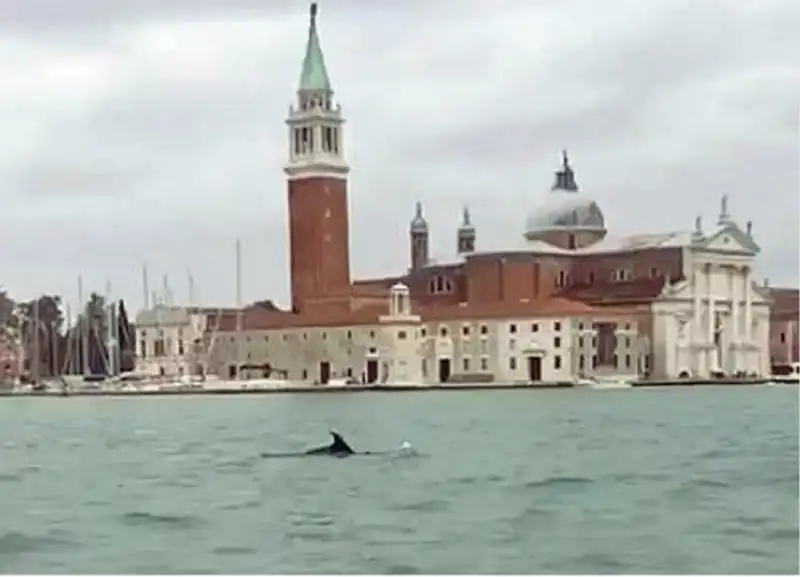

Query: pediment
[696,223,760,255]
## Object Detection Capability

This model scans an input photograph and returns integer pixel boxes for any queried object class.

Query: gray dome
[525,150,606,236]
[525,194,605,233]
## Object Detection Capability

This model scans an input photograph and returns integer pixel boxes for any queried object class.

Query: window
[398,330,407,340]
[625,337,631,348]
[568,234,576,249]
[462,358,470,371]
[625,354,631,369]
[578,337,584,348]
[613,354,619,367]
[462,325,470,336]
[578,323,584,330]
[302,332,308,340]
[139,340,147,359]
[780,332,786,343]
[322,332,327,340]
[429,275,454,295]
[480,358,489,371]
[650,267,659,278]
[554,355,562,369]
[177,340,184,355]
[556,270,567,287]
[346,367,353,378]
[592,336,597,347]
[554,337,561,348]
[440,326,449,337]
[588,271,595,283]
[592,355,598,368]
[264,335,269,342]
[554,321,561,332]
[369,330,376,339]
[509,323,518,334]
[302,369,308,380]
[480,325,488,335]
[579,355,585,370]
[421,328,427,338]
[509,357,517,370]
[509,339,516,351]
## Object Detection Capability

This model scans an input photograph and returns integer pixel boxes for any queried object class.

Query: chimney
[746,221,752,237]
[763,277,770,288]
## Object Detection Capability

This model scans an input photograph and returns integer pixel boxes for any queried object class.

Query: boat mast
[105,280,117,377]
[31,297,40,382]
[61,303,73,374]
[78,276,89,377]
[235,238,243,380]
[142,263,150,310]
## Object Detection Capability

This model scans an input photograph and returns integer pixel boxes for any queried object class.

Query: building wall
[770,318,799,365]
[288,177,351,311]
[134,307,211,376]
[206,313,644,384]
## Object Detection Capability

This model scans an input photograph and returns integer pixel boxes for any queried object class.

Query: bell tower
[285,2,351,313]
[409,201,429,273]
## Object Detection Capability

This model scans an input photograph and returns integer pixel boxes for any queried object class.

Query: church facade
[135,3,774,384]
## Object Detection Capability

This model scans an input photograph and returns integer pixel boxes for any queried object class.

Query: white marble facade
[650,220,770,379]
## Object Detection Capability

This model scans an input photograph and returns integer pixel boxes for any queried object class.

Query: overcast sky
[0,0,797,314]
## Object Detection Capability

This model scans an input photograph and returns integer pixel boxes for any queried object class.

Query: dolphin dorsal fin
[329,431,354,453]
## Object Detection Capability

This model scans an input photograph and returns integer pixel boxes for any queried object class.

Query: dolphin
[304,430,355,457]
[260,432,413,459]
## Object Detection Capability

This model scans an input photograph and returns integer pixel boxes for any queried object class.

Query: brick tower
[285,3,350,313]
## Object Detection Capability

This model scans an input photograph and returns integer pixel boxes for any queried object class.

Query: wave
[119,511,204,530]
[524,475,594,489]
[0,530,72,554]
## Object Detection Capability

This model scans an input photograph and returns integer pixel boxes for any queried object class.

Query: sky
[0,0,797,315]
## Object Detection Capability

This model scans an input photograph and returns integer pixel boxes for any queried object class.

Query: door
[366,359,379,384]
[438,358,451,383]
[527,356,542,382]
[319,361,331,385]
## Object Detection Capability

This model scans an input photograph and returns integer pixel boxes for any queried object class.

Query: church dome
[524,151,606,237]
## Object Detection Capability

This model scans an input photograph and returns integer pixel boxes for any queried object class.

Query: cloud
[0,0,797,315]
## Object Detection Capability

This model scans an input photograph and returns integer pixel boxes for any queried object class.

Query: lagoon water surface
[0,386,797,574]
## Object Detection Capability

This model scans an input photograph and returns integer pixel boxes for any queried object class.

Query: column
[744,266,752,342]
[731,266,739,342]
[730,266,739,374]
[706,263,716,372]
[692,268,702,338]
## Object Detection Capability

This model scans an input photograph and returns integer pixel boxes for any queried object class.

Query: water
[0,386,797,574]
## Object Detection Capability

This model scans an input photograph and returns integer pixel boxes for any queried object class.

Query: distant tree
[117,299,136,372]
[0,288,15,327]
[16,294,65,378]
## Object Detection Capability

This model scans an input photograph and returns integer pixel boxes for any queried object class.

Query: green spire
[298,2,332,93]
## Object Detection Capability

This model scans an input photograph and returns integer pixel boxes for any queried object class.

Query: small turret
[692,215,704,242]
[553,149,579,192]
[457,206,476,255]
[717,194,732,226]
[409,201,429,272]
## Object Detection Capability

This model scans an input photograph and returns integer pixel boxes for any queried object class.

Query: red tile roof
[558,277,671,305]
